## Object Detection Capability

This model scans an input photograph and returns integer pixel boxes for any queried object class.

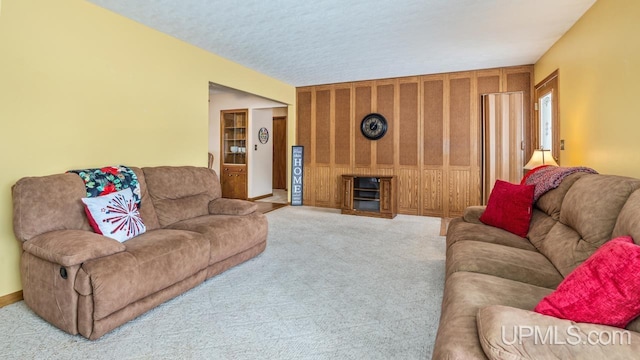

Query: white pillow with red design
[82,187,146,242]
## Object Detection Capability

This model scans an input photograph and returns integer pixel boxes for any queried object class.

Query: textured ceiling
[87,0,595,87]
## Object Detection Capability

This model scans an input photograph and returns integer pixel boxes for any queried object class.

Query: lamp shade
[524,149,558,170]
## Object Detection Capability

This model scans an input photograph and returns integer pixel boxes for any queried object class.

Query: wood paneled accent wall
[296,66,533,217]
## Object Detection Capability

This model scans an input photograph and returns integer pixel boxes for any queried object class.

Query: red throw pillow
[535,236,640,328]
[479,180,535,237]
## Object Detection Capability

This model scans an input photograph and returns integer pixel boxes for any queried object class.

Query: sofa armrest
[477,305,640,360]
[23,230,126,267]
[463,206,486,224]
[208,198,257,216]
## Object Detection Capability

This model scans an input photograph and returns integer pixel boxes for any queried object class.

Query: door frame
[534,70,560,163]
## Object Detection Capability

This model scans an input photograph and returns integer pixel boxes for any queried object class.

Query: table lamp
[524,149,558,170]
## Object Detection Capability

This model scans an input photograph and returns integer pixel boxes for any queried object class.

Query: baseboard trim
[0,290,23,308]
[249,193,273,201]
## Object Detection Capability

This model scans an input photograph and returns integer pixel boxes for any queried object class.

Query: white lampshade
[524,149,558,170]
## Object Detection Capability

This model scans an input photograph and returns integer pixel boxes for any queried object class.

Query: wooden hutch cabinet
[341,175,397,219]
[221,109,248,199]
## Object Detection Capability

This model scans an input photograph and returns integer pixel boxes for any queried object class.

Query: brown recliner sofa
[12,166,267,340]
[433,172,640,359]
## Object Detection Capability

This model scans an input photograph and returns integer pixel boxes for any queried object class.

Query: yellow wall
[535,0,640,177]
[0,0,295,298]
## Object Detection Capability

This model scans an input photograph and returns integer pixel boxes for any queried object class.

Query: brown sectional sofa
[433,172,640,359]
[12,166,267,340]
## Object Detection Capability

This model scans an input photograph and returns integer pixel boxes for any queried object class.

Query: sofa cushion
[535,236,640,328]
[446,241,563,288]
[477,305,640,360]
[208,198,257,216]
[432,272,552,360]
[525,209,558,251]
[539,174,640,276]
[612,188,640,241]
[168,213,267,265]
[612,190,640,332]
[12,173,92,242]
[82,188,146,242]
[480,180,535,237]
[628,316,640,333]
[23,230,125,267]
[130,167,161,231]
[80,229,209,320]
[534,172,585,221]
[462,206,485,225]
[143,166,222,227]
[560,175,640,247]
[447,218,537,252]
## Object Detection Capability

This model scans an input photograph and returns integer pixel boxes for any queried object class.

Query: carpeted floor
[0,206,445,359]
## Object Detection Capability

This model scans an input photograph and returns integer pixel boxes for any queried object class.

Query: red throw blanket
[522,165,598,202]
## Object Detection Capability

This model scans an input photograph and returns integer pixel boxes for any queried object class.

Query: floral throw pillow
[82,188,146,242]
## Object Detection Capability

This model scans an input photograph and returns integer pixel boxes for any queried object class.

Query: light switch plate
[560,139,565,150]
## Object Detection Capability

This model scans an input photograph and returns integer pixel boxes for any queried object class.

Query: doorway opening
[255,114,288,205]
[208,82,289,211]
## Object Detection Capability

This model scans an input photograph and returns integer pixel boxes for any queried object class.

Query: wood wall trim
[469,71,480,209]
[535,69,559,89]
[534,69,560,161]
[442,74,451,217]
[297,65,534,217]
[0,290,23,308]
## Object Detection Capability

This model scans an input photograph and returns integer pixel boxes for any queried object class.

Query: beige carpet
[0,206,446,359]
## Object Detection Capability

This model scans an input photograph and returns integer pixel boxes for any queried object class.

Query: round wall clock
[360,113,388,140]
[258,127,269,144]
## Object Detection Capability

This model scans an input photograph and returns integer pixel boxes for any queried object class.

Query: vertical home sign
[291,146,304,206]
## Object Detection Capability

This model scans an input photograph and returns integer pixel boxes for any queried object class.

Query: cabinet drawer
[222,166,245,174]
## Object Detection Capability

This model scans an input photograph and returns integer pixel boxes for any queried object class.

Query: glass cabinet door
[353,177,381,212]
[222,110,247,165]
